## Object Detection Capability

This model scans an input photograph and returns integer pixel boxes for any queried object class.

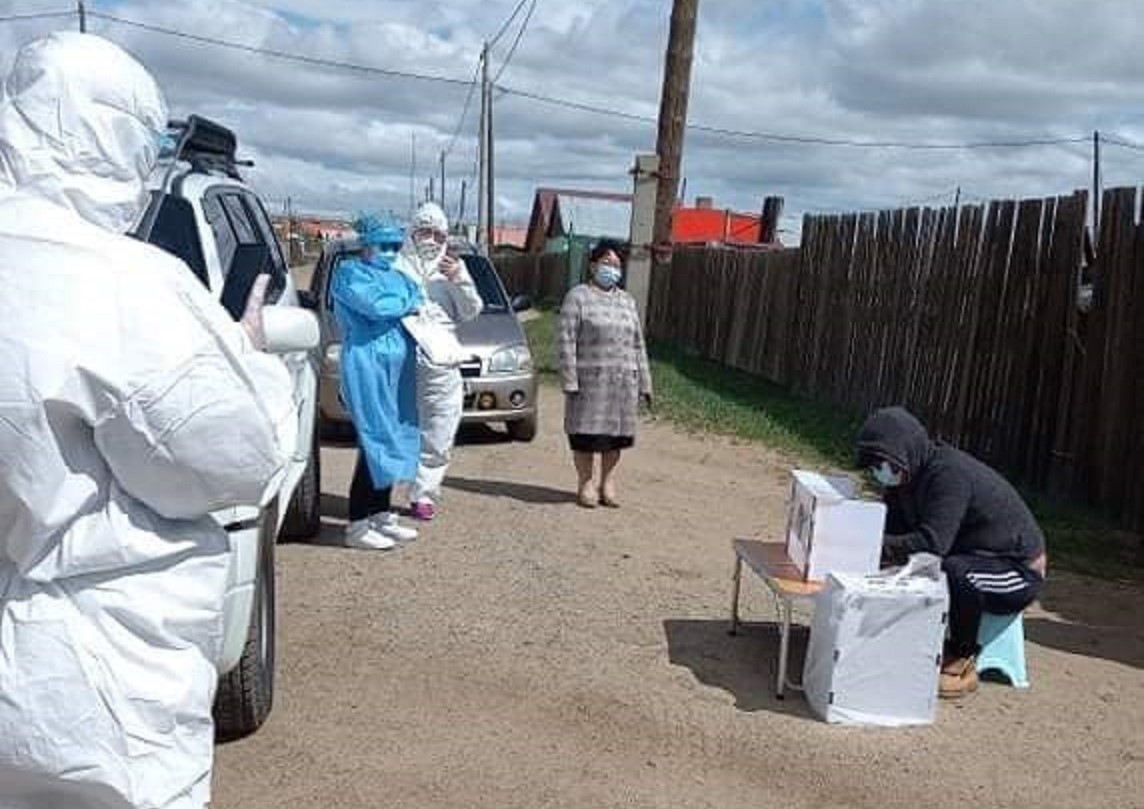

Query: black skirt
[568,433,635,453]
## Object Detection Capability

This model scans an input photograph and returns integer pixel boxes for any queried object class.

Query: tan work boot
[939,656,979,699]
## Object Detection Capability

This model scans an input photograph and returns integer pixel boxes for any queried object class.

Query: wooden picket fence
[647,187,1144,531]
[489,250,570,305]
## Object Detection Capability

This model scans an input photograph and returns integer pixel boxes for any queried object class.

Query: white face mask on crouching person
[869,460,904,488]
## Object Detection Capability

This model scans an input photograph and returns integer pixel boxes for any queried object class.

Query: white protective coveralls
[0,33,294,809]
[395,203,482,506]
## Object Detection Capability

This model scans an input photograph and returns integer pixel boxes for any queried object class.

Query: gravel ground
[213,387,1144,809]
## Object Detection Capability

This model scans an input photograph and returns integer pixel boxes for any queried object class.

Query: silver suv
[136,115,321,741]
[307,239,538,442]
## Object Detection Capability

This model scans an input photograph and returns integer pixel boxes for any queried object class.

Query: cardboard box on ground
[783,470,886,581]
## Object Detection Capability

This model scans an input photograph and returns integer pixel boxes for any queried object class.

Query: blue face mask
[593,263,622,288]
[869,461,903,488]
[365,246,400,269]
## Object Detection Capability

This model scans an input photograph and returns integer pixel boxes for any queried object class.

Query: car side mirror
[511,294,533,312]
[261,307,320,354]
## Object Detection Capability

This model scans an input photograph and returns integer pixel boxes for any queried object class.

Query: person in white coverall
[396,202,482,521]
[0,32,294,809]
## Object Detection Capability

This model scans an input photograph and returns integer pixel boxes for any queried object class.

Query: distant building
[523,187,783,253]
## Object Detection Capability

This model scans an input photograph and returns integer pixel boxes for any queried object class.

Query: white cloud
[0,0,1141,235]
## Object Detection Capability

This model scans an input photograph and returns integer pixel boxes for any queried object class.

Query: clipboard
[401,313,469,367]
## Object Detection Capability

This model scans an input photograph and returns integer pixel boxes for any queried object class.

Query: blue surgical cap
[354,212,404,250]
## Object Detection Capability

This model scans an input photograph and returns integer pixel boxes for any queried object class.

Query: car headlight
[488,344,533,374]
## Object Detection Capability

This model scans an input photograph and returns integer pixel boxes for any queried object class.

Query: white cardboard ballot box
[802,554,950,726]
[784,470,886,581]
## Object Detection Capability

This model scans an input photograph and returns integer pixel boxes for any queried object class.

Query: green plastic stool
[977,612,1029,688]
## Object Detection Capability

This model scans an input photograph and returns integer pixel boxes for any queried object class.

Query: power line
[0,10,75,24]
[496,85,1091,150]
[88,11,472,87]
[488,0,531,49]
[493,0,539,84]
[1104,135,1144,153]
[444,59,482,159]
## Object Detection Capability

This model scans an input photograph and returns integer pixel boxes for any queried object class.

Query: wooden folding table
[729,539,824,699]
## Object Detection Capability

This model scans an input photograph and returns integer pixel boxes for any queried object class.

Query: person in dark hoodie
[855,407,1048,699]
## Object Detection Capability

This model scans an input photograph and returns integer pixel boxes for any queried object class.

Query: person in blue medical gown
[333,214,424,549]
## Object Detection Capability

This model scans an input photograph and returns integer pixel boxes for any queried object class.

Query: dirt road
[213,388,1144,809]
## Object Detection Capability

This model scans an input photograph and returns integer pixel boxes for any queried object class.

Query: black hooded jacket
[856,407,1045,564]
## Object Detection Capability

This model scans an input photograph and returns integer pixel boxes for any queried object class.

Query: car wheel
[281,414,322,540]
[506,414,537,442]
[214,502,277,742]
[281,414,321,540]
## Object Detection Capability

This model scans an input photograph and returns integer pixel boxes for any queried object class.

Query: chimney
[760,196,785,244]
[695,195,714,210]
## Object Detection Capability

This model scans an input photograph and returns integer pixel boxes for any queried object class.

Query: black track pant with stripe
[943,554,1044,659]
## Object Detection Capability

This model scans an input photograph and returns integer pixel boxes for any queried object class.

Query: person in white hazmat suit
[395,202,482,521]
[0,33,295,809]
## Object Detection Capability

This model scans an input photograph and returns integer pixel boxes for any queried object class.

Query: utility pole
[1092,130,1102,237]
[78,1,86,33]
[477,42,490,248]
[627,154,660,327]
[439,150,447,210]
[409,133,417,216]
[429,177,436,206]
[652,0,699,264]
[486,82,496,250]
[459,179,468,228]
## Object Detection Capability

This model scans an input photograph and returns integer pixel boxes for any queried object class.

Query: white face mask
[869,461,904,488]
[414,235,446,267]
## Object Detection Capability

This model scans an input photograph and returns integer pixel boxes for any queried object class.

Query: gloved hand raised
[240,273,271,349]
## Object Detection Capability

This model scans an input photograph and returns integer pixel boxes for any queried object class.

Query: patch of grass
[649,342,861,468]
[522,305,558,377]
[1024,493,1143,583]
[523,310,1142,582]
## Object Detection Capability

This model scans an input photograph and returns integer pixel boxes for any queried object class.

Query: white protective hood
[0,33,293,809]
[0,31,166,233]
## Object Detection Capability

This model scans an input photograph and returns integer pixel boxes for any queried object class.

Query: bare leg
[599,450,621,505]
[573,451,597,506]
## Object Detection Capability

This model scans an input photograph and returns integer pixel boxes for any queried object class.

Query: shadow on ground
[444,476,577,505]
[663,618,812,718]
[1026,576,1144,670]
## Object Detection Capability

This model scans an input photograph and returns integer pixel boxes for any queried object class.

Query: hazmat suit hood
[0,32,167,234]
[0,33,296,809]
[855,406,934,477]
[402,201,449,275]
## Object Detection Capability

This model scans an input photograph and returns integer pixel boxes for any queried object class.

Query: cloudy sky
[2,0,1142,239]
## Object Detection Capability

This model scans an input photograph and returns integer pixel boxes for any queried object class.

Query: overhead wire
[495,85,1091,150]
[0,10,76,23]
[488,0,531,49]
[87,11,473,87]
[1103,135,1144,153]
[443,59,482,158]
[493,0,539,84]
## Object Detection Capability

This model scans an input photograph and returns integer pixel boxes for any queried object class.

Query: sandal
[577,485,599,508]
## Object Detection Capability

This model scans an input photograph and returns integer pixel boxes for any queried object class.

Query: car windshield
[327,249,509,314]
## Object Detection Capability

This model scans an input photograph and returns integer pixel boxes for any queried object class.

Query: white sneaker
[375,512,418,543]
[344,519,396,551]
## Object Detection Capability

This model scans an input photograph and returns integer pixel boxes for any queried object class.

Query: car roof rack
[164,114,252,180]
[135,114,252,243]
